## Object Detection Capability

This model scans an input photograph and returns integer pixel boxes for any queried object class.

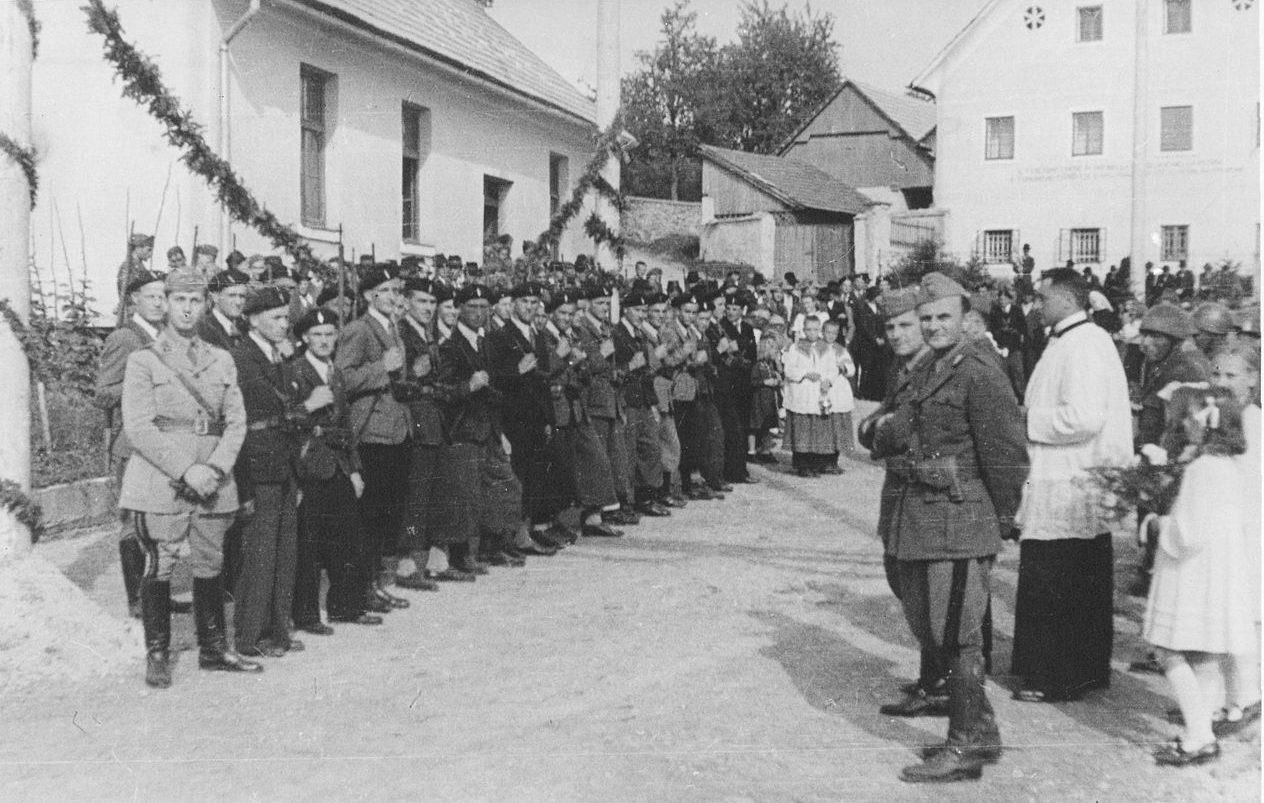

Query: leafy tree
[711,1,842,154]
[887,240,994,292]
[621,1,716,200]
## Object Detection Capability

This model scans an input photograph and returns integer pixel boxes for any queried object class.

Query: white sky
[488,0,987,94]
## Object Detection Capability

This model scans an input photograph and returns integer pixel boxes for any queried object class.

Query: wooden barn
[698,145,875,284]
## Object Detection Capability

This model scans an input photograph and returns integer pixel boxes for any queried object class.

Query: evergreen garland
[0,134,38,209]
[18,0,41,59]
[535,116,628,259]
[83,1,320,272]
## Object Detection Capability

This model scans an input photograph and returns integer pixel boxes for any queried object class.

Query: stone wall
[622,197,701,244]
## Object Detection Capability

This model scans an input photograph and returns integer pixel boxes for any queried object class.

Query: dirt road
[1,449,1258,802]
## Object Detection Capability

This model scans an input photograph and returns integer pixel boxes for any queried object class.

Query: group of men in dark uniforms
[97,238,766,691]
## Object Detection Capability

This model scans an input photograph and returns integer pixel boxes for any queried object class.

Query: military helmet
[1139,303,1197,339]
[1235,305,1260,337]
[1192,302,1235,336]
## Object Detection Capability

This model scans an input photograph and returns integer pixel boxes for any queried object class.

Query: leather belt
[154,418,225,436]
[247,416,283,432]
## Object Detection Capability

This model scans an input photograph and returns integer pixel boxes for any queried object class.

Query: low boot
[194,576,262,674]
[141,578,172,689]
[120,537,145,619]
[900,746,984,783]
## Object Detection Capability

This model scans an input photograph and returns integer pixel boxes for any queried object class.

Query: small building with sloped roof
[698,145,879,283]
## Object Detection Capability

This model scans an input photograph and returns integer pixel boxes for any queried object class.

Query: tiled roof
[295,0,596,124]
[699,145,875,216]
[851,81,937,142]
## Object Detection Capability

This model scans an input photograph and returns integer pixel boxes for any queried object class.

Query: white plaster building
[31,0,598,313]
[912,0,1260,286]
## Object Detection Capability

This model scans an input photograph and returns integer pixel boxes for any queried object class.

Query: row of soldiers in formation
[98,249,777,690]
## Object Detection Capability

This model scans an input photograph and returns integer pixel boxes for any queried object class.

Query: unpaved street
[1,446,1258,802]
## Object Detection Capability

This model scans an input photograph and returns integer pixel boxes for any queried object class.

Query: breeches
[135,510,233,581]
[621,406,664,492]
[898,557,993,660]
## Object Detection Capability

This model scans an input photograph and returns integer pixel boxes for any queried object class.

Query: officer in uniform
[231,286,308,657]
[119,268,260,688]
[611,291,671,517]
[94,269,179,619]
[335,266,413,611]
[859,287,946,717]
[290,308,382,629]
[885,273,1028,783]
[643,293,687,506]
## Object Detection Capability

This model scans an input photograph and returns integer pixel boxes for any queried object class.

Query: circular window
[1233,0,1255,10]
[1025,6,1046,29]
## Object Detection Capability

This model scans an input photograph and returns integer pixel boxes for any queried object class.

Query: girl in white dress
[1145,386,1255,766]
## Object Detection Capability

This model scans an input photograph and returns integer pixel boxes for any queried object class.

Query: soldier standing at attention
[119,268,259,688]
[115,233,154,326]
[94,270,184,619]
[611,291,671,518]
[290,308,382,630]
[889,273,1028,783]
[335,267,413,612]
[197,268,249,352]
[231,286,308,657]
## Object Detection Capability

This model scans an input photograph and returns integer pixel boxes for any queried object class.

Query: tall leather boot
[120,538,145,619]
[193,575,262,674]
[141,578,172,689]
[901,652,995,782]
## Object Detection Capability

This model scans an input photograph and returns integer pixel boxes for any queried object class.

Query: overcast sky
[488,0,987,94]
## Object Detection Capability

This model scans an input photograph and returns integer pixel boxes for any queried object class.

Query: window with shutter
[1077,6,1103,41]
[985,117,1015,160]
[1161,226,1189,261]
[1072,112,1104,155]
[1160,106,1193,151]
[1164,0,1191,34]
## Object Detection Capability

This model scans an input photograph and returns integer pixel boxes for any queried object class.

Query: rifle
[337,224,346,328]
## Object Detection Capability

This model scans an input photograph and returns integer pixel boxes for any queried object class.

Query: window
[981,230,1015,263]
[483,176,512,240]
[1164,0,1191,33]
[1070,228,1102,263]
[1072,111,1104,155]
[985,116,1015,160]
[1160,105,1193,151]
[300,66,331,227]
[1077,6,1103,41]
[401,103,429,242]
[1161,225,1189,261]
[549,154,569,218]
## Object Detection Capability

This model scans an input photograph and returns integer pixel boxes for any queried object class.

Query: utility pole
[0,1,35,558]
[595,0,622,274]
[1128,0,1150,300]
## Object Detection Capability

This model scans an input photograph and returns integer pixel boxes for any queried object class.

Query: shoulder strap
[147,343,221,419]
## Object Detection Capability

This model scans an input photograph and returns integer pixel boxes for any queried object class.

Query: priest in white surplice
[1010,267,1133,703]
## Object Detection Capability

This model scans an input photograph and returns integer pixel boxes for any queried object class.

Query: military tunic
[120,328,245,581]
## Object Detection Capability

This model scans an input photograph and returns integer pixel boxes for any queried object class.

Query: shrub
[886,240,994,292]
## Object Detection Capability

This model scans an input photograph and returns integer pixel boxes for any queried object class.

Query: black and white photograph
[0,0,1259,799]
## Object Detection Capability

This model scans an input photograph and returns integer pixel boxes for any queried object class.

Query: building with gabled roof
[31,0,600,314]
[910,0,1259,285]
[698,145,879,282]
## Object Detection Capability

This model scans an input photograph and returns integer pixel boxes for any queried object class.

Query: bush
[886,240,994,292]
[632,233,700,263]
[31,386,108,487]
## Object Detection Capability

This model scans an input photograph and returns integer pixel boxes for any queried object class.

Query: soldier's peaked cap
[622,291,648,308]
[454,284,491,305]
[877,287,919,320]
[164,268,205,294]
[510,282,543,299]
[225,250,247,268]
[194,243,219,257]
[915,272,969,307]
[294,307,338,338]
[243,285,290,316]
[129,233,154,248]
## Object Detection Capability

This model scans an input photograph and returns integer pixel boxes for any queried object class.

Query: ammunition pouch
[911,453,967,503]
